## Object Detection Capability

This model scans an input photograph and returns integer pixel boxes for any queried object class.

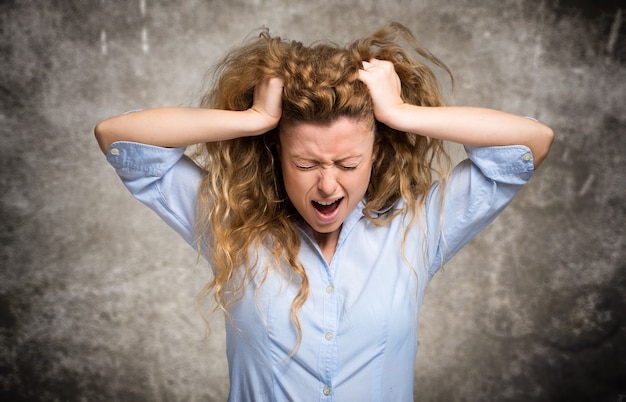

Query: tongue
[315,200,339,215]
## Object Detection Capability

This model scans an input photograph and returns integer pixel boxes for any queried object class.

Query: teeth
[315,199,339,206]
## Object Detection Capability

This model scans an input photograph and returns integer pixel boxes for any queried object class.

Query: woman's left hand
[358,59,405,125]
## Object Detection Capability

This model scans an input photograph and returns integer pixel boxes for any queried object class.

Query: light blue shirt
[107,141,534,401]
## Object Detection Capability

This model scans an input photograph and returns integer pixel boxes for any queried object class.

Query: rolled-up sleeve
[106,141,202,249]
[425,145,534,277]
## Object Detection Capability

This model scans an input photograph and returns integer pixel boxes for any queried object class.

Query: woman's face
[279,117,375,244]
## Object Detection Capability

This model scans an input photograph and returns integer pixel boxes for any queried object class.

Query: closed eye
[292,160,359,171]
[294,163,316,170]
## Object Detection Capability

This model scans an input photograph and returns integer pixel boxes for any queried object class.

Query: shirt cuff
[106,141,187,178]
[464,145,534,185]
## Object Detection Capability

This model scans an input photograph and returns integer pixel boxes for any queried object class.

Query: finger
[357,68,370,84]
[268,76,285,93]
[367,58,386,67]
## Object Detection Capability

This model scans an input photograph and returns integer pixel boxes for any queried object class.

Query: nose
[317,169,338,196]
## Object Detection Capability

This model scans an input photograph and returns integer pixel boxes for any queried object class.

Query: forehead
[279,117,374,157]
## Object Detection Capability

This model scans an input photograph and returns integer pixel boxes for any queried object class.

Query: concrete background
[0,0,624,401]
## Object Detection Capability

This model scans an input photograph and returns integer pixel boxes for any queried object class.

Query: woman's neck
[313,229,340,264]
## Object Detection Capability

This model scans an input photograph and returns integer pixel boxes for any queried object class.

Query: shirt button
[325,285,334,294]
[522,152,531,162]
[110,148,120,156]
[323,386,332,396]
[325,332,334,341]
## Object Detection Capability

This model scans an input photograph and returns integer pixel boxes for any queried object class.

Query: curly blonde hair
[193,22,452,353]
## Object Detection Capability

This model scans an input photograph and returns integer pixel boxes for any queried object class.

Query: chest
[228,220,428,363]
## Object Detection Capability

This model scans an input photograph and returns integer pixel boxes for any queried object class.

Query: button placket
[320,268,338,399]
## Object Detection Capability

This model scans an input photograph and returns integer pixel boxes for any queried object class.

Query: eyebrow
[292,155,363,164]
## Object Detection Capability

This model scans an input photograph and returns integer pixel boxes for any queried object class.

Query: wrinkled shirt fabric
[106,141,534,402]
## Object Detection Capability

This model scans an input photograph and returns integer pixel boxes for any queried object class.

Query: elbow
[94,119,113,155]
[533,124,555,168]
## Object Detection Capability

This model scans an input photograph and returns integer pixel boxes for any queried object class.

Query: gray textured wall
[1,0,624,401]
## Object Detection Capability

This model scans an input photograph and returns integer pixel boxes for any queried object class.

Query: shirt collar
[295,199,401,251]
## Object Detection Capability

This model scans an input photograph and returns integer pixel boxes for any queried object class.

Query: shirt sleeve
[106,141,202,250]
[424,144,535,277]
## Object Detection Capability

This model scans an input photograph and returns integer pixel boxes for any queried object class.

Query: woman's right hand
[249,76,284,134]
[94,76,285,153]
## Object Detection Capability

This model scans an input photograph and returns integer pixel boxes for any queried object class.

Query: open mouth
[312,198,343,216]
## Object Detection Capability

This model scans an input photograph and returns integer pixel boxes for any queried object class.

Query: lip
[312,197,343,224]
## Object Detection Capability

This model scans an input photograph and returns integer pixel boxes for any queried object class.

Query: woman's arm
[358,59,554,168]
[94,76,284,154]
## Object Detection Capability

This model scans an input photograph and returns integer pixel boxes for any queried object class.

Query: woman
[95,22,553,401]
